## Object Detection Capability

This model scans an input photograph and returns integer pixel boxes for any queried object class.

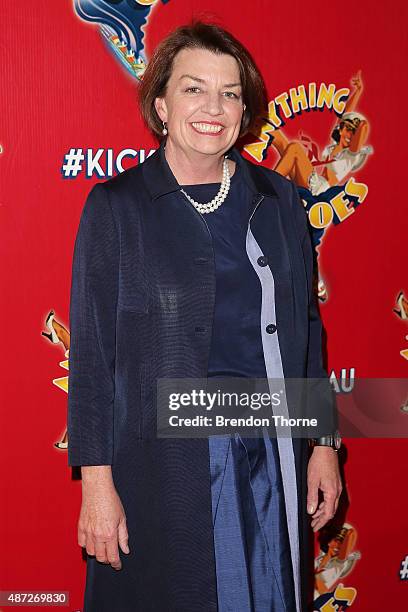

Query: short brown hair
[138,20,267,140]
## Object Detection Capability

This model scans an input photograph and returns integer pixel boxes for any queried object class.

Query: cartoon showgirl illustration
[394,291,408,321]
[268,71,372,196]
[393,290,408,362]
[41,310,71,449]
[73,0,171,80]
[313,523,360,609]
[249,70,373,302]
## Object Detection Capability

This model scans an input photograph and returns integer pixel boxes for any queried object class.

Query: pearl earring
[162,121,168,136]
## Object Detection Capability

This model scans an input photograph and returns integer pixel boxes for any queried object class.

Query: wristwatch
[309,430,342,451]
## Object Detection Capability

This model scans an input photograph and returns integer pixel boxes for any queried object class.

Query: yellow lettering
[331,192,355,222]
[344,177,368,203]
[333,87,350,115]
[289,85,308,113]
[309,82,317,108]
[244,138,269,162]
[333,583,357,605]
[244,83,355,162]
[317,83,336,110]
[267,100,282,128]
[309,202,334,228]
[244,101,282,161]
[275,93,292,119]
[320,598,338,611]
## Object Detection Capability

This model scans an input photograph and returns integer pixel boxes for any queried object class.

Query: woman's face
[154,47,245,160]
[339,125,355,148]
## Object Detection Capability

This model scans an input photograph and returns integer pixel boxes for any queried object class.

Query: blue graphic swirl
[74,0,170,62]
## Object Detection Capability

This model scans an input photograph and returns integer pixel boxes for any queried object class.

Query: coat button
[266,323,277,334]
[257,255,268,267]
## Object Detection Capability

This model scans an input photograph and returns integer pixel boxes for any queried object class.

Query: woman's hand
[307,446,342,532]
[78,466,130,570]
[350,69,363,91]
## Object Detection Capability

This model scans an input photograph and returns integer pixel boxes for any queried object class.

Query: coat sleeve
[67,183,119,466]
[289,180,339,436]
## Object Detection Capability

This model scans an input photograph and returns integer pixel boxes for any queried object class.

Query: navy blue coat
[67,140,335,611]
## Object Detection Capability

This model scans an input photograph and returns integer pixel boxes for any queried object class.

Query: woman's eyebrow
[179,74,205,83]
[179,74,241,88]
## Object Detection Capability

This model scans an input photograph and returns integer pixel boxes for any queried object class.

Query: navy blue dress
[180,164,297,611]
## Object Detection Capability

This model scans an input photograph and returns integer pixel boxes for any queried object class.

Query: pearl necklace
[180,158,231,214]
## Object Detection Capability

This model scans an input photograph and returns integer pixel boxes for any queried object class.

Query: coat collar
[142,138,278,201]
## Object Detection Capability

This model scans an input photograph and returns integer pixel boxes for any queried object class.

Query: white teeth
[192,122,223,133]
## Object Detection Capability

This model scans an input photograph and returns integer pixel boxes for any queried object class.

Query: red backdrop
[1,1,407,610]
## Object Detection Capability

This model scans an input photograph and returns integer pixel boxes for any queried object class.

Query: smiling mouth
[191,122,224,134]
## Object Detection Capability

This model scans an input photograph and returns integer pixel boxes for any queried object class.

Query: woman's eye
[223,91,240,99]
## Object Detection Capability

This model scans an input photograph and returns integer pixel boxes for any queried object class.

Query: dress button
[266,323,277,334]
[257,255,268,267]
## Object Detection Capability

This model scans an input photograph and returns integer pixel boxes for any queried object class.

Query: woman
[67,21,342,612]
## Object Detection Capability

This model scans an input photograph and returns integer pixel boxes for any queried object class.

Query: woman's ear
[154,97,167,123]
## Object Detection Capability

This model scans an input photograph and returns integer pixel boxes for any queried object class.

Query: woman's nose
[202,93,223,115]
